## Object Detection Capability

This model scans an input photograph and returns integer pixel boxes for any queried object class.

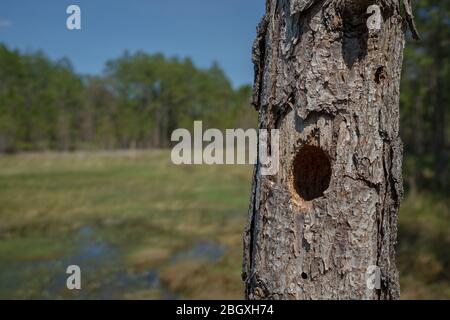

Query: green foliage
[0,47,256,152]
[400,0,449,191]
[0,45,84,152]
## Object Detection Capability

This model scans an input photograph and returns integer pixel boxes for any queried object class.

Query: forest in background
[0,0,448,193]
[0,48,255,151]
[400,0,449,192]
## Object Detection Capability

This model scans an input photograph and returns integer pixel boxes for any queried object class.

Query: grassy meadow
[0,150,448,299]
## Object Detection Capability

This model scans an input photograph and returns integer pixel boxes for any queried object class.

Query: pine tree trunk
[243,0,407,300]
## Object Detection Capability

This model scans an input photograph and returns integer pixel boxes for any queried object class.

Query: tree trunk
[243,0,409,299]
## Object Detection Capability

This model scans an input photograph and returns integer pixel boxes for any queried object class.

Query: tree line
[0,47,255,152]
[400,0,448,192]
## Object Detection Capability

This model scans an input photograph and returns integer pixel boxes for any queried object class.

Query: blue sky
[0,0,265,87]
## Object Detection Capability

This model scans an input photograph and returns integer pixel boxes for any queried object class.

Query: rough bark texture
[243,0,411,299]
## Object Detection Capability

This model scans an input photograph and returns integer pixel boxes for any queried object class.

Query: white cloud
[0,19,12,28]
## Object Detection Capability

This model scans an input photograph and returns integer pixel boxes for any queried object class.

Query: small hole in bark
[301,272,308,279]
[293,145,331,201]
[374,66,386,84]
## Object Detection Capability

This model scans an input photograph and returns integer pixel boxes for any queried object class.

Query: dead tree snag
[243,0,419,300]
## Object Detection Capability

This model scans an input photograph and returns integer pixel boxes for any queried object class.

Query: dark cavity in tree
[374,66,386,84]
[340,0,376,68]
[293,145,331,201]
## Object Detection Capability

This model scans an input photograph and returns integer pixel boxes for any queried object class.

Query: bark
[243,0,412,299]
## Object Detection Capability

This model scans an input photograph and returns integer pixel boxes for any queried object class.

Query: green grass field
[0,150,448,299]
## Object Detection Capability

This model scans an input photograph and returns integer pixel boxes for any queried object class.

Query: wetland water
[1,225,226,299]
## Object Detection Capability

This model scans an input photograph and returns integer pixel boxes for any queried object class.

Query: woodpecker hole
[374,66,386,84]
[293,145,331,201]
